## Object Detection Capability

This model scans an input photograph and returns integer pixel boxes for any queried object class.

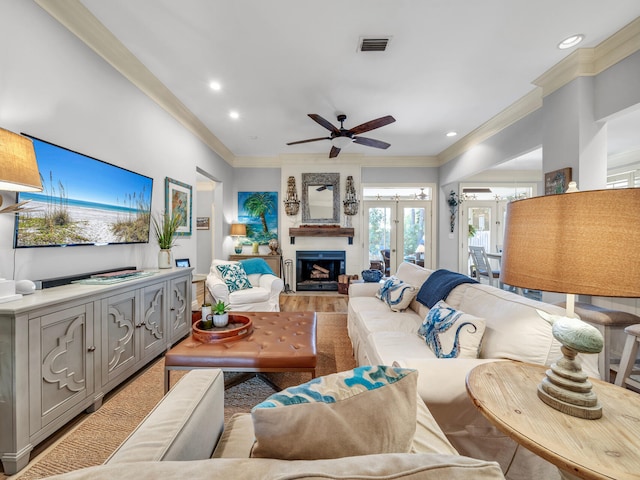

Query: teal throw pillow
[215,263,252,293]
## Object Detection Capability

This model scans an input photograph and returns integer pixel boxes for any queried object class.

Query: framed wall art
[544,168,572,195]
[238,191,278,244]
[165,177,192,236]
[196,217,210,230]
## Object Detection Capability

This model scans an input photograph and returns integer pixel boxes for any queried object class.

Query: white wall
[0,0,232,282]
[280,161,362,283]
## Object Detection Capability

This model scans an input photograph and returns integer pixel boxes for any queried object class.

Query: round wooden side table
[466,361,640,480]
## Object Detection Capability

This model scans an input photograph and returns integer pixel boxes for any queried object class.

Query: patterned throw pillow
[375,276,418,312]
[418,300,485,358]
[215,263,252,293]
[250,366,418,459]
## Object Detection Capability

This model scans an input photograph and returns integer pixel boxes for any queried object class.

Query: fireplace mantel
[289,226,354,244]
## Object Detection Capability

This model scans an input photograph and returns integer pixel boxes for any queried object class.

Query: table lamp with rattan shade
[230,223,247,254]
[0,128,42,213]
[501,188,640,419]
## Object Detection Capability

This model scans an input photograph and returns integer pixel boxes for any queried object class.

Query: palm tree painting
[238,191,278,244]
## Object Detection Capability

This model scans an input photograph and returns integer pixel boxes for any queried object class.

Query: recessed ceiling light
[446,131,458,137]
[209,81,221,91]
[229,110,239,120]
[558,34,584,50]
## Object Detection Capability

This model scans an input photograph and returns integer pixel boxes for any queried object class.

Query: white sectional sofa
[45,369,506,480]
[348,262,600,480]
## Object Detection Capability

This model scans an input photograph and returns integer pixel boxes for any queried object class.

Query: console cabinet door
[101,290,139,388]
[140,282,166,360]
[169,276,190,344]
[29,303,95,433]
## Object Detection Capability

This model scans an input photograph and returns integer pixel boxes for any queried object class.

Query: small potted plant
[212,300,231,328]
[151,211,182,268]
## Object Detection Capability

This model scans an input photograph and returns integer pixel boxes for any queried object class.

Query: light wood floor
[196,287,348,314]
[279,292,348,313]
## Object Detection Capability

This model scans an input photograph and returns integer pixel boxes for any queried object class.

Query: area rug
[8,313,354,480]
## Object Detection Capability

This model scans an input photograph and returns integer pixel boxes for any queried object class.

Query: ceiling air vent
[359,36,391,52]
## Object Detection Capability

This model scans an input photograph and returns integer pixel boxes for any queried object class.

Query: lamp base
[537,345,602,419]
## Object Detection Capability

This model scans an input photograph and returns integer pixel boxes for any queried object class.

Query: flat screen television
[14,135,153,248]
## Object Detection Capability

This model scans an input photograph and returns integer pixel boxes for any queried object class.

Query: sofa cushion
[215,395,458,460]
[107,369,224,463]
[216,263,253,292]
[44,454,506,480]
[376,276,418,312]
[250,366,418,460]
[446,283,563,365]
[418,300,485,359]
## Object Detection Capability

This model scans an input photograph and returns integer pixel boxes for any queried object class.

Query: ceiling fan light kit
[287,113,395,158]
[331,136,353,149]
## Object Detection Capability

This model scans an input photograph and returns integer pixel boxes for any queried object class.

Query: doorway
[363,186,434,274]
[459,184,535,275]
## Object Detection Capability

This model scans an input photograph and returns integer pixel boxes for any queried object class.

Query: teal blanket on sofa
[239,258,275,276]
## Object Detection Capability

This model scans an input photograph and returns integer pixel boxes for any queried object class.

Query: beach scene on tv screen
[15,139,153,247]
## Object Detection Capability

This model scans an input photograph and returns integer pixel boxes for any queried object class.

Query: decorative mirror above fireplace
[302,173,340,224]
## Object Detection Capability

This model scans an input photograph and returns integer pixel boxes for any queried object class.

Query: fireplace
[296,250,346,291]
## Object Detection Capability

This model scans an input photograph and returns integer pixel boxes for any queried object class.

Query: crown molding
[465,169,542,182]
[437,89,543,165]
[233,153,438,168]
[533,17,640,97]
[532,48,597,96]
[442,18,640,164]
[595,16,640,73]
[34,2,640,171]
[35,0,236,166]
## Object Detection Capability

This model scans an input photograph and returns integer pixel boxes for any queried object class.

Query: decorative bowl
[361,269,383,282]
[192,314,253,343]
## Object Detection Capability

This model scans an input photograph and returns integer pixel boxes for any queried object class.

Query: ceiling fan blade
[349,115,396,135]
[329,146,341,158]
[286,136,330,145]
[353,136,391,149]
[308,114,340,134]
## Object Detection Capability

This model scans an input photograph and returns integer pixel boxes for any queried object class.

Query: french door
[463,201,507,274]
[364,200,432,274]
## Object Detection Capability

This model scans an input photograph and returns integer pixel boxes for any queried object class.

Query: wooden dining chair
[614,324,640,390]
[468,246,501,288]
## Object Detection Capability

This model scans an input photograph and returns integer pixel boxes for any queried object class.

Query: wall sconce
[343,175,359,215]
[283,176,300,216]
[230,223,247,254]
[447,190,462,233]
[0,128,42,214]
[343,175,359,228]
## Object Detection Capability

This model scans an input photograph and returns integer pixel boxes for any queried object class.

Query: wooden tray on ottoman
[192,314,253,343]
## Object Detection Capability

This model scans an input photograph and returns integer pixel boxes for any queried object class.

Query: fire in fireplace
[296,250,346,291]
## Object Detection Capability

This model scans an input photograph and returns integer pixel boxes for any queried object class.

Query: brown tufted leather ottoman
[164,311,317,392]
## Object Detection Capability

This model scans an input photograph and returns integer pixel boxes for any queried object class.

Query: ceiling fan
[287,113,396,158]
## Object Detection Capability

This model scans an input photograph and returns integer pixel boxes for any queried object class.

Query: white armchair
[206,259,284,312]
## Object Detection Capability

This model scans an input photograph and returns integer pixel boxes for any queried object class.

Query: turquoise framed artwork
[238,191,278,244]
[165,177,192,236]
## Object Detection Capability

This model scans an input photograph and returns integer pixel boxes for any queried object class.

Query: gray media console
[0,267,192,474]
